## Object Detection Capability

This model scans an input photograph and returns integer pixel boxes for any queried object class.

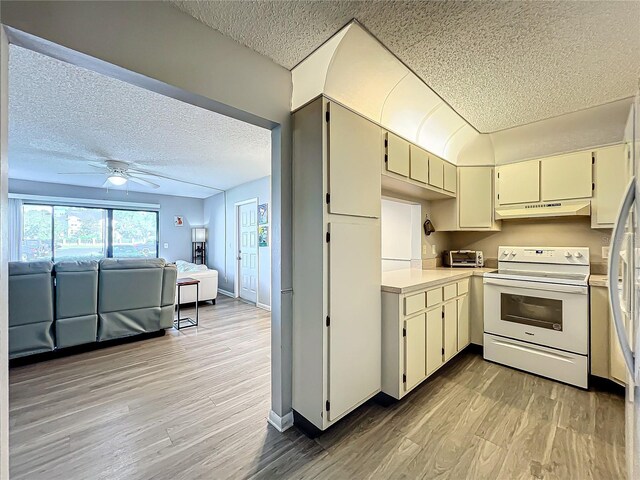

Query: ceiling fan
[61,159,161,189]
[40,147,224,192]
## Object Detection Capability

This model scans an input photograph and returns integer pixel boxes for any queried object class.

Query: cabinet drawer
[443,284,457,300]
[426,288,442,307]
[457,279,469,296]
[404,292,425,316]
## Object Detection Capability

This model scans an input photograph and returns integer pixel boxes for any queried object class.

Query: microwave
[443,250,484,268]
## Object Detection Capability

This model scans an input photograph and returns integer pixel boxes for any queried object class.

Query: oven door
[483,277,588,354]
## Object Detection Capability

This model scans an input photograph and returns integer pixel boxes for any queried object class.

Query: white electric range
[483,246,590,388]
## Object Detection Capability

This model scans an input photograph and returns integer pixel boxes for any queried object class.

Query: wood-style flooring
[10,296,625,479]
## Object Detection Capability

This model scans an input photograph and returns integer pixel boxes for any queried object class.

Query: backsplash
[447,217,612,269]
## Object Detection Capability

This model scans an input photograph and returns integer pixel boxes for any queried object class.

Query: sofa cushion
[9,262,54,327]
[54,260,98,273]
[55,261,99,319]
[100,258,166,270]
[9,261,53,276]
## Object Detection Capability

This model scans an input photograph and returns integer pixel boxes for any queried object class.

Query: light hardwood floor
[10,296,625,479]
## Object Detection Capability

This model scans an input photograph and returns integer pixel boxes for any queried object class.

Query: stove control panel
[498,246,589,264]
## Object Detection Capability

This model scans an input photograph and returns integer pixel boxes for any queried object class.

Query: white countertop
[381,267,494,294]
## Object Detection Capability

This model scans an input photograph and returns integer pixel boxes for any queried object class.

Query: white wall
[381,198,421,271]
[9,179,204,263]
[204,176,271,308]
[1,0,293,425]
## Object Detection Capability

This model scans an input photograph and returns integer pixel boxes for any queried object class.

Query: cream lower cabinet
[590,284,626,385]
[382,278,471,400]
[404,313,426,390]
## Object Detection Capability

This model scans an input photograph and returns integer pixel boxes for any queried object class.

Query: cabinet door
[610,317,627,385]
[410,145,429,184]
[404,314,426,391]
[385,132,410,177]
[328,102,381,218]
[443,301,457,361]
[328,221,381,421]
[429,155,444,189]
[457,295,470,351]
[497,161,540,205]
[443,162,457,193]
[541,151,592,201]
[459,167,493,228]
[426,308,444,375]
[593,145,628,226]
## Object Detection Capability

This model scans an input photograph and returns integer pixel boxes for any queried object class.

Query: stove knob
[509,250,516,256]
[564,251,572,258]
[501,250,508,257]
[574,252,583,258]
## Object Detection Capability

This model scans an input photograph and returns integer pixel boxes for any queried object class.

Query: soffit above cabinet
[292,23,485,165]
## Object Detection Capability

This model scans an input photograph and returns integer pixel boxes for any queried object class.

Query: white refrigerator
[610,91,640,479]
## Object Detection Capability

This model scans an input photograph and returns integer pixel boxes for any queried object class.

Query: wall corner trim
[267,410,293,433]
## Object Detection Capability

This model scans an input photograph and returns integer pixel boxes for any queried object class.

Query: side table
[175,277,200,330]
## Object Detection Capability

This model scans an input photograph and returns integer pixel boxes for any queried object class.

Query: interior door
[238,202,258,304]
[404,314,426,391]
[327,102,381,218]
[328,221,381,421]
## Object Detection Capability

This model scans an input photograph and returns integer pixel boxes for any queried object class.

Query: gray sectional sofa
[9,258,177,359]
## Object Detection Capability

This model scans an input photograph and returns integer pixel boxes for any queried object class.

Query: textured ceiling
[170,0,640,132]
[8,45,271,199]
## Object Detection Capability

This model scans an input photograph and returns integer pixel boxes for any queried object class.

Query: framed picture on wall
[258,203,268,225]
[174,215,184,227]
[258,226,269,247]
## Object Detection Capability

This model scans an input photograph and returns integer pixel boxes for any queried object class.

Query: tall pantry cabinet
[292,97,382,433]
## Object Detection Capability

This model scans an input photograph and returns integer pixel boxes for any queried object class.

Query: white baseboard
[257,302,271,312]
[217,289,235,298]
[267,410,293,432]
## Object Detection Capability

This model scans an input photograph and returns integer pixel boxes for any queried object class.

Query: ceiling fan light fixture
[107,173,127,186]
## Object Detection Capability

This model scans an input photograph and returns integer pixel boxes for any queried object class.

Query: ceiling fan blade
[127,167,224,192]
[87,162,109,170]
[58,172,106,175]
[128,175,160,189]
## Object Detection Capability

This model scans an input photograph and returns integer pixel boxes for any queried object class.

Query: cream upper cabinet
[409,145,429,184]
[443,162,457,193]
[404,314,426,391]
[592,144,628,228]
[459,167,493,228]
[328,102,381,218]
[496,161,540,205]
[385,132,410,177]
[541,151,592,201]
[429,155,444,189]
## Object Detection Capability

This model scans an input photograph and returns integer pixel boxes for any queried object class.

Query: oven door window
[500,293,563,331]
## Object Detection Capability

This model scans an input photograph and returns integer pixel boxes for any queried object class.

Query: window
[112,210,158,259]
[21,204,158,262]
[53,206,107,261]
[22,205,52,261]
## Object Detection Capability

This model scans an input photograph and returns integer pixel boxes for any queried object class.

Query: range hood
[495,199,591,220]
